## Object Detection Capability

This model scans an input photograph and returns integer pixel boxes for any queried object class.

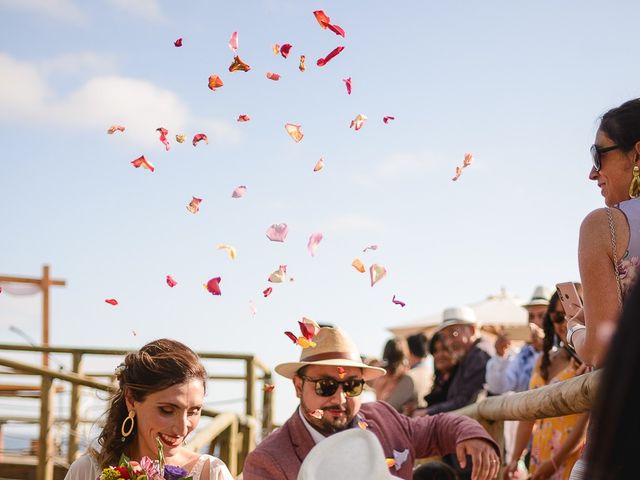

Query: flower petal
[208,75,224,91]
[228,31,238,54]
[174,38,183,47]
[383,116,395,124]
[362,244,378,253]
[186,196,202,214]
[266,223,289,242]
[231,185,247,198]
[105,298,118,305]
[156,127,170,151]
[166,275,177,288]
[237,114,251,122]
[229,55,251,72]
[268,265,287,283]
[284,123,303,142]
[299,55,306,72]
[263,287,273,297]
[343,77,352,95]
[316,46,344,67]
[216,243,237,260]
[131,155,154,172]
[369,263,387,287]
[350,113,368,131]
[307,232,323,256]
[392,295,406,307]
[175,134,186,143]
[266,71,281,81]
[107,125,125,134]
[205,277,222,295]
[192,133,208,146]
[280,43,293,58]
[313,158,324,172]
[351,259,365,273]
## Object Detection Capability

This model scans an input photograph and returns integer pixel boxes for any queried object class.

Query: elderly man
[420,306,492,416]
[243,326,499,480]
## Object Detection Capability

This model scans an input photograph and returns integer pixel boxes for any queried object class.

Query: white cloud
[38,52,118,77]
[323,214,385,234]
[0,53,239,148]
[105,0,165,22]
[0,0,87,24]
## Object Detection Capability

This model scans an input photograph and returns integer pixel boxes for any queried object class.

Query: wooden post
[245,357,256,418]
[219,420,238,476]
[42,265,50,368]
[37,375,54,480]
[238,420,256,474]
[67,352,84,464]
[261,373,274,435]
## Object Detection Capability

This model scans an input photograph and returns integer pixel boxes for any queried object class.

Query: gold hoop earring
[630,165,640,199]
[121,410,135,441]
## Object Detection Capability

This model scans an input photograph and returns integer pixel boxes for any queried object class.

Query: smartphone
[555,282,583,318]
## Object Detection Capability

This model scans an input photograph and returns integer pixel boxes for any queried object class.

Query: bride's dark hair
[93,338,207,468]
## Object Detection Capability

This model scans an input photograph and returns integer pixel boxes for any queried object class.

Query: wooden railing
[0,343,275,480]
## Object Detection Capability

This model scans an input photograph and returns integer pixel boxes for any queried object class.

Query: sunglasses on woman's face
[301,375,365,397]
[591,144,620,171]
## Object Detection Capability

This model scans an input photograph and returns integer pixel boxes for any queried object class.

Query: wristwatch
[566,324,586,349]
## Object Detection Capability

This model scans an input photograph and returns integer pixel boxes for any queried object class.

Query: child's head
[413,461,459,480]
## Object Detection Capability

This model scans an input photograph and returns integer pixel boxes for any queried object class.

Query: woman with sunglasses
[504,290,589,480]
[568,98,640,368]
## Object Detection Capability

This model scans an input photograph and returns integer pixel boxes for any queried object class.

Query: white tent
[387,289,531,341]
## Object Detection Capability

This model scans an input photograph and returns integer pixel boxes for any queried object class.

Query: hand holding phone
[556,282,583,318]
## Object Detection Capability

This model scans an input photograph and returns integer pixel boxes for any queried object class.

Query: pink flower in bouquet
[139,457,160,478]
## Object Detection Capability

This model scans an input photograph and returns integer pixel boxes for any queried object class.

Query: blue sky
[1,0,639,426]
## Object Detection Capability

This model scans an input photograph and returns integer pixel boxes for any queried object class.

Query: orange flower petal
[131,155,154,172]
[284,123,303,142]
[313,158,324,172]
[186,196,202,214]
[208,75,224,91]
[299,55,306,72]
[107,125,125,134]
[351,259,365,273]
[229,55,251,72]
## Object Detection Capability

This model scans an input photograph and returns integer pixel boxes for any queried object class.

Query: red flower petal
[383,116,395,124]
[263,384,275,393]
[263,287,273,297]
[166,275,177,288]
[313,10,331,28]
[327,23,346,37]
[316,46,344,67]
[229,55,251,72]
[392,295,406,307]
[174,38,183,47]
[156,127,170,151]
[266,72,281,81]
[284,331,298,344]
[298,320,313,340]
[237,114,251,122]
[280,43,293,58]
[105,298,118,305]
[131,155,155,172]
[206,277,222,296]
[192,133,208,146]
[343,77,352,95]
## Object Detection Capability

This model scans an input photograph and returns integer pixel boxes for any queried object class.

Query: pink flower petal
[343,77,352,95]
[166,275,177,288]
[228,31,238,54]
[263,287,273,297]
[307,232,323,257]
[392,295,406,307]
[383,116,395,124]
[186,196,202,214]
[266,72,281,81]
[266,223,289,242]
[369,264,387,287]
[205,277,222,295]
[463,152,474,168]
[192,133,208,146]
[105,298,118,305]
[107,125,125,134]
[131,155,155,172]
[313,158,324,172]
[249,300,257,316]
[156,127,170,151]
[231,185,247,198]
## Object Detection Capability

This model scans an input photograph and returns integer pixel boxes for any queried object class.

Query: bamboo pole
[36,376,54,480]
[67,352,83,464]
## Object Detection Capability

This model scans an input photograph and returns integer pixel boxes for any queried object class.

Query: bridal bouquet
[98,438,192,480]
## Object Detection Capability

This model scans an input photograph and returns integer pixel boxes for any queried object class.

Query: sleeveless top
[64,453,234,480]
[616,197,640,295]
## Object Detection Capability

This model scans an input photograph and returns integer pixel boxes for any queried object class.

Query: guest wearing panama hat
[523,285,553,328]
[243,326,500,480]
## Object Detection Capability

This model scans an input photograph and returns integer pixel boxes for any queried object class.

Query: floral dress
[528,358,584,480]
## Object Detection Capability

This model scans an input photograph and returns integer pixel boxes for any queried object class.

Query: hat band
[301,351,362,363]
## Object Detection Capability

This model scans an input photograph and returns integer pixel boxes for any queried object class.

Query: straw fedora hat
[523,285,553,308]
[432,306,477,335]
[297,428,402,480]
[275,327,386,381]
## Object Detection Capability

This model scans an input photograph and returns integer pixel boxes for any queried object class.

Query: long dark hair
[586,279,640,478]
[540,283,583,382]
[600,98,640,152]
[382,338,407,375]
[93,338,207,468]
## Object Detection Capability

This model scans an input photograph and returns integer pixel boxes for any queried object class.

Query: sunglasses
[550,311,566,324]
[301,375,365,397]
[591,144,619,171]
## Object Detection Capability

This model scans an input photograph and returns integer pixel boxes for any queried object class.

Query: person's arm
[502,420,535,479]
[426,351,488,415]
[485,355,512,394]
[573,208,628,367]
[242,449,287,480]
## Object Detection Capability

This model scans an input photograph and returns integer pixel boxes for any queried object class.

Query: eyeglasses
[591,144,620,171]
[550,311,566,324]
[300,376,365,397]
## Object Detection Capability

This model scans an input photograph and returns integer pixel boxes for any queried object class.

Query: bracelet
[550,456,559,471]
[566,324,586,349]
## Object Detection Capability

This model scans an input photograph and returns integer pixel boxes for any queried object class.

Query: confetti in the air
[229,55,251,72]
[370,263,387,287]
[105,298,118,305]
[358,420,369,430]
[266,223,289,242]
[231,185,247,198]
[263,383,275,393]
[284,317,320,348]
[186,196,202,214]
[312,10,346,37]
[249,300,257,316]
[107,125,125,134]
[166,275,177,288]
[285,123,303,142]
[176,134,186,143]
[131,155,155,172]
[266,72,281,81]
[280,43,292,58]
[383,116,395,124]
[307,232,323,257]
[308,409,324,419]
[392,295,406,307]
[351,259,365,273]
[363,245,378,253]
[452,152,474,181]
[208,75,224,91]
[316,46,345,67]
[268,265,287,283]
[237,114,251,122]
[299,55,306,72]
[205,277,222,296]
[263,287,273,297]
[228,31,238,54]
[313,158,324,172]
[216,243,237,260]
[343,77,352,95]
[156,127,170,151]
[350,114,368,131]
[174,38,183,47]
[272,44,280,55]
[192,133,208,146]
[337,366,346,379]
